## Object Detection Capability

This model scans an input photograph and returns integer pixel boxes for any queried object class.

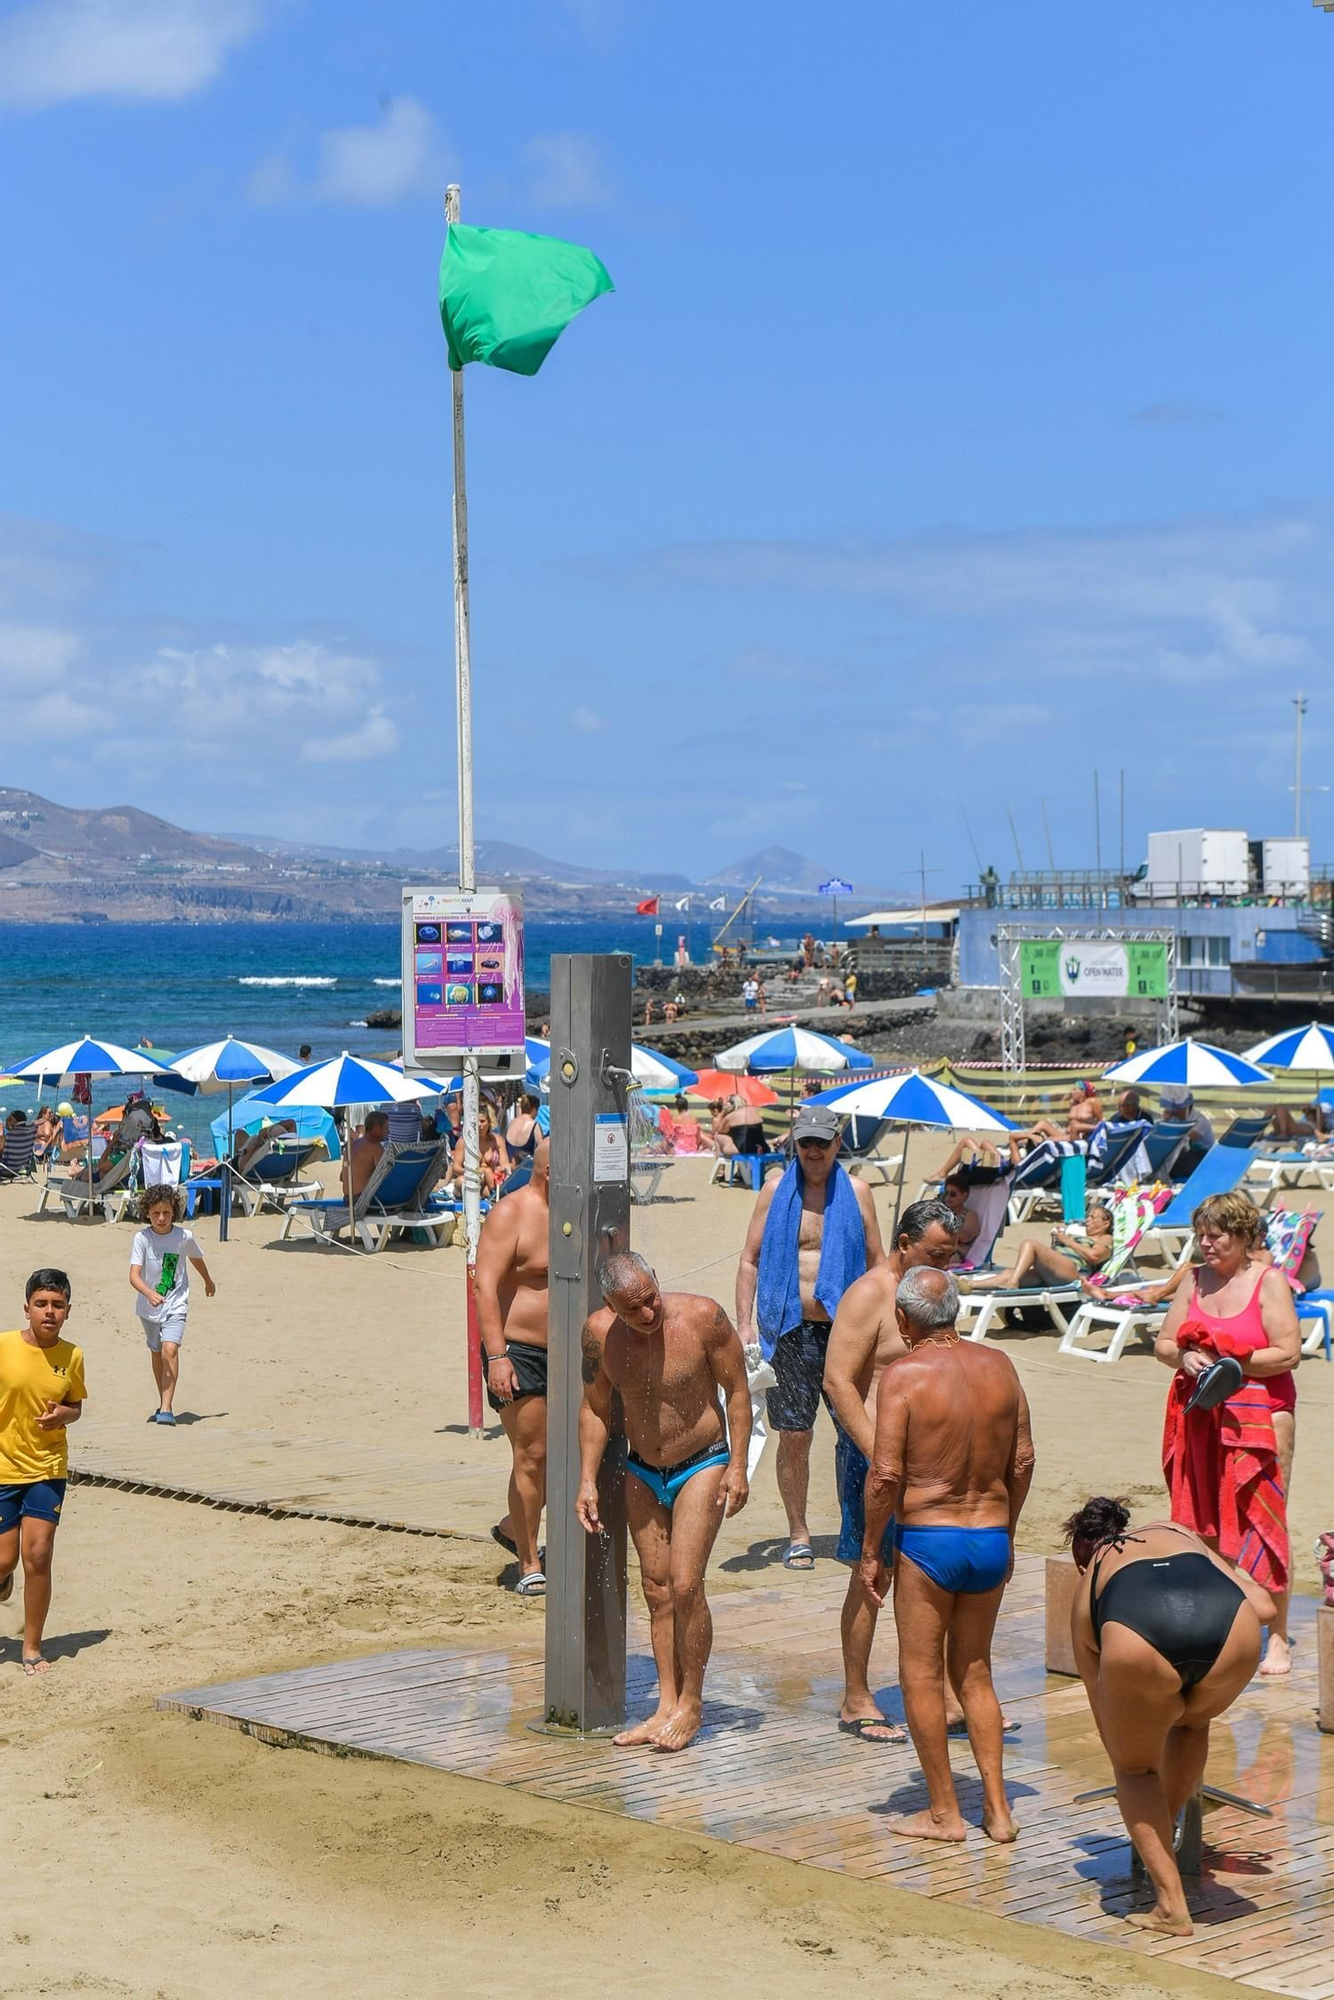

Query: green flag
[439,222,614,376]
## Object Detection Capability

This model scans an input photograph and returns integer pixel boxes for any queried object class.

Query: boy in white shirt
[129,1188,216,1427]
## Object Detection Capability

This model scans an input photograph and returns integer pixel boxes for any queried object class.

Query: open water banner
[1020,940,1167,1000]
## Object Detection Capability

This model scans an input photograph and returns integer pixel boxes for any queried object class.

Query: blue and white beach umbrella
[714,1025,874,1075]
[8,1033,185,1210]
[809,1067,1015,1131]
[8,1034,174,1087]
[246,1052,448,1111]
[1242,1022,1334,1072]
[1103,1038,1270,1090]
[170,1036,304,1162]
[169,1036,301,1091]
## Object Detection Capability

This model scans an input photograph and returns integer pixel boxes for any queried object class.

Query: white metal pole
[1294,691,1307,839]
[446,183,484,1436]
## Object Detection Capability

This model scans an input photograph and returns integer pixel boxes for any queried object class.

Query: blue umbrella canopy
[714,1025,873,1075]
[169,1036,301,1090]
[246,1052,448,1111]
[1103,1038,1270,1090]
[9,1034,177,1084]
[810,1067,1015,1131]
[1242,1022,1334,1071]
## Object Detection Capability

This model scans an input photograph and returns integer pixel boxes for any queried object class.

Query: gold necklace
[922,1329,961,1347]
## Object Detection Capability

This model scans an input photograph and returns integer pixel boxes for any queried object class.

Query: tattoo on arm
[581,1324,603,1386]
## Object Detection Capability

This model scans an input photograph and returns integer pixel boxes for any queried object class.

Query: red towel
[1161,1320,1289,1595]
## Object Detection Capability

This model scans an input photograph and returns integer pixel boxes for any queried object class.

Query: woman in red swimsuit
[1155,1190,1301,1677]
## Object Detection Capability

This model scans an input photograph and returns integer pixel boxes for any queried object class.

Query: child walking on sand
[129,1188,215,1426]
[0,1267,86,1674]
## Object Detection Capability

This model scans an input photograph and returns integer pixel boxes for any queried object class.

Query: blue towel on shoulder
[756,1160,867,1361]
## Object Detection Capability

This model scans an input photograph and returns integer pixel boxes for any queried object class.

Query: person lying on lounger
[971,1202,1114,1291]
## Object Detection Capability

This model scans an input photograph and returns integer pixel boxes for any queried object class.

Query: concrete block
[1318,1605,1334,1733]
[1045,1553,1081,1676]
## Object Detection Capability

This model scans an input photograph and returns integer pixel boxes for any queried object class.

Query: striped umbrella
[1103,1038,1270,1090]
[524,1039,698,1092]
[713,1025,874,1075]
[810,1067,1014,1228]
[245,1052,447,1110]
[1243,1022,1334,1071]
[8,1033,184,1214]
[170,1036,304,1168]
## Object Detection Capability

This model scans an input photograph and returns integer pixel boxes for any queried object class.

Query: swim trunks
[626,1442,730,1509]
[766,1319,834,1432]
[891,1520,1011,1595]
[483,1339,548,1413]
[834,1429,894,1566]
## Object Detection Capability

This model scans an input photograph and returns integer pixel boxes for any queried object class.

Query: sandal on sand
[838,1715,907,1745]
[783,1542,815,1570]
[22,1657,50,1676]
[491,1524,519,1557]
[515,1571,547,1597]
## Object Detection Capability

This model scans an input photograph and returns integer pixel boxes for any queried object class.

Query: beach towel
[1162,1319,1289,1594]
[140,1141,184,1187]
[1262,1208,1319,1289]
[756,1159,866,1362]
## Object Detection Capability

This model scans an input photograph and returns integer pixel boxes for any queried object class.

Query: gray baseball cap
[792,1103,841,1143]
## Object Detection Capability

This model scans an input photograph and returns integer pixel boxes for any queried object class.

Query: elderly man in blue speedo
[735,1103,883,1570]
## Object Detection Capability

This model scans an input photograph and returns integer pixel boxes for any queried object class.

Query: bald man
[475,1139,551,1594]
[579,1255,751,1752]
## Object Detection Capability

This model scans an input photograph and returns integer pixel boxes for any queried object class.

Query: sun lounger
[1129,1147,1261,1267]
[280,1140,450,1252]
[958,1185,1172,1345]
[1216,1114,1272,1149]
[232,1140,324,1216]
[708,1151,786,1192]
[1137,1120,1195,1183]
[0,1122,38,1182]
[37,1146,135,1221]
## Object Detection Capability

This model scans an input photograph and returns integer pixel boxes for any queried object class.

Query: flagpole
[446,181,485,1439]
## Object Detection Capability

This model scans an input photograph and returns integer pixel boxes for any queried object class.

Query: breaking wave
[237,976,337,988]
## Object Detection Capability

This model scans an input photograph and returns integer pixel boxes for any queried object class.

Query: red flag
[635,895,660,915]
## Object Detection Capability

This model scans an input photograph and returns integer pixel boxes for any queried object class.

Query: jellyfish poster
[400,888,525,1062]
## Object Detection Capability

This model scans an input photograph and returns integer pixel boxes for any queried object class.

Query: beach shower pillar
[544,952,631,1732]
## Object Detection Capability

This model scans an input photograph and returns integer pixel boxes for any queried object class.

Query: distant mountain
[0,789,260,868]
[705,845,842,894]
[217,829,692,891]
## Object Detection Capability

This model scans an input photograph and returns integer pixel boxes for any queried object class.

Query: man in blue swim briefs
[578,1252,751,1753]
[860,1269,1035,1844]
[823,1199,960,1745]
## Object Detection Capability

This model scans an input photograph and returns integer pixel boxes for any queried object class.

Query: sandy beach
[5,1132,1329,1997]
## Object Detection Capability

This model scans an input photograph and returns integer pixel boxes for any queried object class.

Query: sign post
[542,952,632,1734]
[818,876,854,935]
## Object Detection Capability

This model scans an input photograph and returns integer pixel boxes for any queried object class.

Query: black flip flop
[491,1524,518,1557]
[838,1715,907,1745]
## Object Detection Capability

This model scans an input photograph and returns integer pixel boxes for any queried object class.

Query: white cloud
[0,621,82,687]
[0,0,264,110]
[524,132,614,210]
[569,705,608,733]
[301,705,400,763]
[649,511,1326,691]
[249,97,449,208]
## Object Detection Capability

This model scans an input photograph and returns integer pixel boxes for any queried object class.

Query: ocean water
[0,918,809,1138]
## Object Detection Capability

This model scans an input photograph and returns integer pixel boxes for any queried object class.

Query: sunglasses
[796,1135,835,1150]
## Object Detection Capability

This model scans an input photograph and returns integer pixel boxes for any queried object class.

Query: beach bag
[1263,1208,1319,1289]
[1317,1533,1334,1608]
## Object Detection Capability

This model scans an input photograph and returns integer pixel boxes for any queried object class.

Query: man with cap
[1160,1088,1214,1177]
[736,1104,883,1570]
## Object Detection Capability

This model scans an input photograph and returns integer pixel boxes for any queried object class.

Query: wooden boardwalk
[70,1420,500,1538]
[158,1554,1334,1995]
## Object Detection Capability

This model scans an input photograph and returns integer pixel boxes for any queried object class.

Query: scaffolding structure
[997,924,1178,1072]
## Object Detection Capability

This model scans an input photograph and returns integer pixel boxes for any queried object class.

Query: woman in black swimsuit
[1065,1495,1270,1938]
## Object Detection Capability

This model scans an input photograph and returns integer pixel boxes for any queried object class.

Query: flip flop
[838,1715,907,1745]
[514,1571,547,1597]
[21,1657,50,1676]
[782,1542,815,1570]
[492,1525,547,1564]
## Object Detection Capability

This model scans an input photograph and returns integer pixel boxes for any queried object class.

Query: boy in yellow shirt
[0,1268,86,1675]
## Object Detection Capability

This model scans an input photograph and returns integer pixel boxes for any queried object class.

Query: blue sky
[2,0,1333,895]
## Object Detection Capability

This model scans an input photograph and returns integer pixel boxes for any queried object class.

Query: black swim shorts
[765,1319,834,1433]
[484,1339,549,1413]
